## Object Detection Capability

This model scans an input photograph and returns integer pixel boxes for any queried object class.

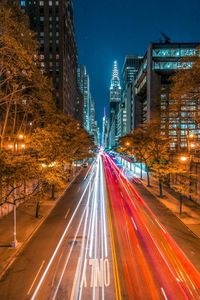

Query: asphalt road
[103,153,200,299]
[1,153,200,300]
[0,157,116,300]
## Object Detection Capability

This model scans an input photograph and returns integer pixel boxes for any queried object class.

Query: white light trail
[31,161,96,300]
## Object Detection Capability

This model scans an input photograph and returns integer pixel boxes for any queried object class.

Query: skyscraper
[134,42,200,150]
[122,55,143,134]
[77,65,90,131]
[102,109,109,149]
[109,61,121,148]
[19,0,79,119]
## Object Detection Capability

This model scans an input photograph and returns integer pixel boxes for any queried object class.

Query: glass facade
[154,61,193,70]
[152,48,197,57]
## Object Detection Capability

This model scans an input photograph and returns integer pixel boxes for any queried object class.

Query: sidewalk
[0,170,81,279]
[131,166,200,238]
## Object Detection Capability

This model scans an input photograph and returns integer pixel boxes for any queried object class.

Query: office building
[109,61,121,148]
[77,65,91,131]
[134,42,200,150]
[19,0,79,119]
[102,109,109,149]
[121,56,143,134]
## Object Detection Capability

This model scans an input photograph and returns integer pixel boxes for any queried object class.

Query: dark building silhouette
[19,0,81,120]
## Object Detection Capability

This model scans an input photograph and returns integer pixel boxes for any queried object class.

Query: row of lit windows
[40,38,59,44]
[152,48,197,57]
[153,61,193,70]
[40,32,59,37]
[39,1,59,6]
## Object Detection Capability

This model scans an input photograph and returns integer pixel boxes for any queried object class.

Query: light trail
[103,153,200,299]
[31,160,96,300]
[52,202,88,300]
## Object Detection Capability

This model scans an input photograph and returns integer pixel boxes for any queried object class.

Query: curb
[0,169,82,280]
[139,181,200,240]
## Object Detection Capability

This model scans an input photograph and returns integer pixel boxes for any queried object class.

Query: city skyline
[73,0,200,129]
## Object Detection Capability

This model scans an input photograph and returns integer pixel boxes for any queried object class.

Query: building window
[39,1,44,5]
[152,48,196,58]
[20,1,26,6]
[49,1,52,5]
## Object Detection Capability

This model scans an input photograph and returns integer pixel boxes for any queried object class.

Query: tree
[119,128,152,186]
[31,113,94,198]
[170,50,200,148]
[0,1,55,148]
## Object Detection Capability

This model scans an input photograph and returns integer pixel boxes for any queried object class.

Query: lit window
[39,1,44,5]
[49,1,52,5]
[20,1,26,6]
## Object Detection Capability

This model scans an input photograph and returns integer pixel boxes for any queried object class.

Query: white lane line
[73,182,92,300]
[64,208,70,219]
[131,217,138,231]
[51,249,64,287]
[84,159,96,180]
[78,180,97,300]
[161,287,168,300]
[70,258,81,300]
[52,205,88,300]
[31,164,95,300]
[27,260,45,296]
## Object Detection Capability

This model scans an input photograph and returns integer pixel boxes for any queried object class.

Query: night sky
[73,0,200,131]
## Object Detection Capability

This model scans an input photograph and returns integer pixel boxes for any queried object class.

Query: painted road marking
[131,217,138,231]
[77,258,111,288]
[161,287,168,300]
[64,208,70,219]
[27,260,45,296]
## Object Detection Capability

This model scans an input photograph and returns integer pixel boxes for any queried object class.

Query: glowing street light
[126,142,130,146]
[8,144,13,150]
[180,156,187,162]
[18,134,24,139]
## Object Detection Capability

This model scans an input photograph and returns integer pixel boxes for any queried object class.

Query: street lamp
[180,156,188,162]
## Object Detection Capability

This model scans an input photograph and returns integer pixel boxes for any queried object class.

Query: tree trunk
[140,163,143,180]
[145,163,150,187]
[0,175,2,203]
[51,184,55,199]
[159,179,163,197]
[1,100,11,149]
[179,194,183,215]
[23,179,26,195]
[35,201,40,218]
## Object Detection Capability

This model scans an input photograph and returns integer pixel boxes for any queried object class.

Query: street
[0,153,200,299]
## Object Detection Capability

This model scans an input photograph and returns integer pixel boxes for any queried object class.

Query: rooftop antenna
[161,32,171,43]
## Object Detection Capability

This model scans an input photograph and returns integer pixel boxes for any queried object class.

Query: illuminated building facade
[19,0,80,119]
[121,55,143,135]
[134,42,200,150]
[77,65,91,131]
[109,61,121,148]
